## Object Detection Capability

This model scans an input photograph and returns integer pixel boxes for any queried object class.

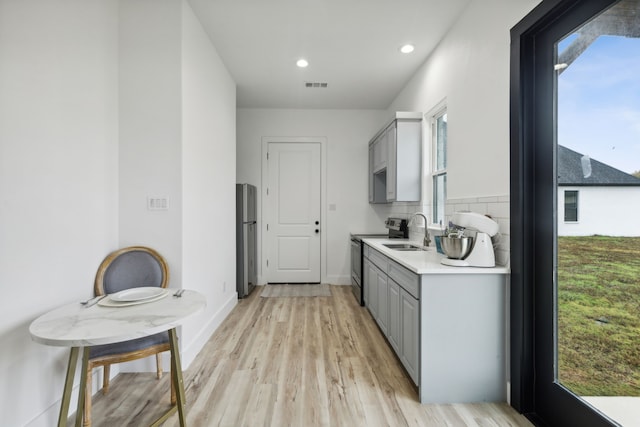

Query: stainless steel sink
[382,243,427,251]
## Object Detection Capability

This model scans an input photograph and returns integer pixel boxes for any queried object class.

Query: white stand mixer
[440,212,499,267]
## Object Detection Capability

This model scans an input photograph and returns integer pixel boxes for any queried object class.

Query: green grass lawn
[558,235,640,396]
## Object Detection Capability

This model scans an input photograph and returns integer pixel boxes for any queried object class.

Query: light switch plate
[147,196,169,211]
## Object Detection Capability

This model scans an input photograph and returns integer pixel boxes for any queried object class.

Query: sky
[557,34,640,175]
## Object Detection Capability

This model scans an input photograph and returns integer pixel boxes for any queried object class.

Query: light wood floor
[87,285,533,426]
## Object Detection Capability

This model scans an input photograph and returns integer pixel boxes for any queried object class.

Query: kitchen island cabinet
[362,240,508,404]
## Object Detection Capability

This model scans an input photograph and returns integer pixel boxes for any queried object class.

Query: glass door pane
[555,2,640,425]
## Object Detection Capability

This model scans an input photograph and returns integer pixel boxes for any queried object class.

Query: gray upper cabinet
[386,122,397,201]
[371,130,388,173]
[368,112,422,204]
[369,139,387,204]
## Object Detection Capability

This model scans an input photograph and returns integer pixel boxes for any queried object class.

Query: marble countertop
[362,238,510,275]
[29,290,206,347]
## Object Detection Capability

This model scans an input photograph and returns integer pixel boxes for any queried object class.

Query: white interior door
[266,142,321,283]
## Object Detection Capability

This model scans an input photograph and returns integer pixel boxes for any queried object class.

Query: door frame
[510,0,620,425]
[260,136,327,284]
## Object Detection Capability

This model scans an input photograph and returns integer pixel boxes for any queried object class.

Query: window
[431,107,447,225]
[564,190,578,222]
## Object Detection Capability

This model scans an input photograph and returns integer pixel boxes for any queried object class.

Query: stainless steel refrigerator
[236,183,257,298]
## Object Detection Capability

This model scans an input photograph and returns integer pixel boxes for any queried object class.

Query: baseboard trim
[181,292,237,368]
[324,274,351,285]
[25,366,117,427]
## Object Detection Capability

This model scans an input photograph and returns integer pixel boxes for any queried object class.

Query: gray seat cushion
[89,332,169,359]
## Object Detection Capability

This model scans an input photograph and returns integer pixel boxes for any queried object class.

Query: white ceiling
[187,0,471,109]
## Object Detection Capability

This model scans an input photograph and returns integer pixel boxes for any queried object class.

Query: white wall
[118,0,238,370]
[0,1,119,426]
[388,0,541,201]
[0,0,237,424]
[559,186,640,236]
[180,0,237,364]
[237,109,388,284]
[117,0,184,375]
[119,0,183,286]
[385,0,540,268]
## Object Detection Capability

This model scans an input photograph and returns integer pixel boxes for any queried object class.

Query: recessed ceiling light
[400,44,415,54]
[296,59,309,68]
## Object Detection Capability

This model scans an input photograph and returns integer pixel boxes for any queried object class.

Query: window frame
[428,102,448,226]
[510,1,620,424]
[563,189,578,222]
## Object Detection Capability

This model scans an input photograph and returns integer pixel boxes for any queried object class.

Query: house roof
[558,145,640,186]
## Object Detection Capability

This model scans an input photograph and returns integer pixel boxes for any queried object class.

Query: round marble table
[30,290,206,427]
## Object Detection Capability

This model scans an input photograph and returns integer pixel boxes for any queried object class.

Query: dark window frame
[564,190,578,222]
[510,0,619,425]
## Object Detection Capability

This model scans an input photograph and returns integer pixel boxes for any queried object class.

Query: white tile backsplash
[445,194,511,267]
[371,194,511,268]
[477,196,499,203]
[468,202,489,215]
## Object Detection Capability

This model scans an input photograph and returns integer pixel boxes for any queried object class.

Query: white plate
[98,291,169,307]
[110,287,166,302]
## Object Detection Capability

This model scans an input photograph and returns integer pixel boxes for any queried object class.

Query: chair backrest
[94,246,169,296]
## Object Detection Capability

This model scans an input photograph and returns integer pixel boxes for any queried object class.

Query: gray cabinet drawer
[388,260,419,299]
[368,247,389,272]
[363,244,370,259]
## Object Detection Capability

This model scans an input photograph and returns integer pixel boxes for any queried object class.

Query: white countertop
[29,290,206,347]
[362,238,510,275]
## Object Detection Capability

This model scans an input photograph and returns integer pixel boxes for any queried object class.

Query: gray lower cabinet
[364,244,508,404]
[387,279,401,354]
[364,245,420,386]
[363,258,377,318]
[375,268,388,336]
[400,287,419,384]
[364,258,389,336]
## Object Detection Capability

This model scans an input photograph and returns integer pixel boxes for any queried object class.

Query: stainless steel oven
[350,218,408,305]
[351,237,362,287]
[350,235,372,306]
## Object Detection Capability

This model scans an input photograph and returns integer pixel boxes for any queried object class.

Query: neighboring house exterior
[558,145,640,236]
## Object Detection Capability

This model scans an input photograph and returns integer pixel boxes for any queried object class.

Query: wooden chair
[83,246,175,427]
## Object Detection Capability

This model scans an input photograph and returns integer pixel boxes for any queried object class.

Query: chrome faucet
[410,213,431,247]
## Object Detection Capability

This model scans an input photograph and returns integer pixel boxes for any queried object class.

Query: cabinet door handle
[315,229,320,234]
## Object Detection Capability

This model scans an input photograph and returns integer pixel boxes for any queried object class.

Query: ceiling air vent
[305,82,328,88]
